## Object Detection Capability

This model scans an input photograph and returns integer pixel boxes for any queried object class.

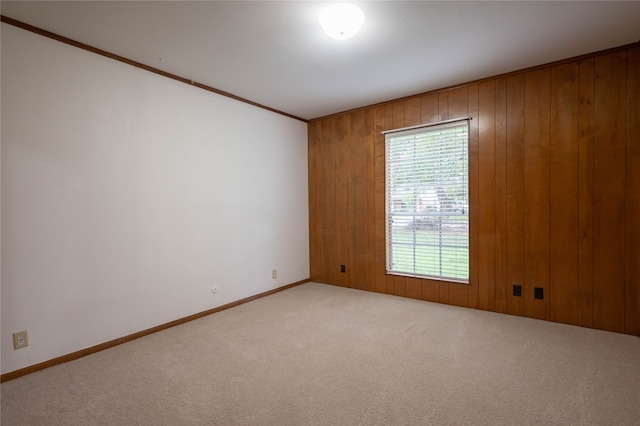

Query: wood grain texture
[593,51,626,333]
[374,106,387,294]
[549,63,580,326]
[421,93,439,125]
[348,110,368,290]
[365,108,377,293]
[478,81,496,311]
[524,69,551,320]
[404,97,421,127]
[494,78,508,313]
[626,46,640,336]
[335,115,350,287]
[421,279,441,303]
[321,118,338,285]
[307,44,639,336]
[577,58,595,329]
[505,74,526,317]
[439,92,449,122]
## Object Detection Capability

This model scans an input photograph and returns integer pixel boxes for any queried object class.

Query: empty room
[1,1,639,425]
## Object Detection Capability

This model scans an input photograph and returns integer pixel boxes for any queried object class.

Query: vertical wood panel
[593,51,626,333]
[320,118,338,285]
[448,87,468,119]
[626,46,640,336]
[421,279,440,303]
[549,63,580,325]
[405,281,422,301]
[335,115,350,287]
[348,110,368,290]
[448,87,470,307]
[421,93,439,125]
[577,58,595,328]
[404,98,421,126]
[478,81,496,311]
[364,108,377,293]
[524,69,551,320]
[505,74,526,316]
[374,106,387,293]
[494,78,508,313]
[438,92,449,122]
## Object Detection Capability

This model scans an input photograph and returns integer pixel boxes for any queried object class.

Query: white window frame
[384,118,470,283]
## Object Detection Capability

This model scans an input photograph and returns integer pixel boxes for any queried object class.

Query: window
[385,120,469,283]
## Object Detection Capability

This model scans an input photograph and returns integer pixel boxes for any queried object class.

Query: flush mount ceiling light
[319,3,365,40]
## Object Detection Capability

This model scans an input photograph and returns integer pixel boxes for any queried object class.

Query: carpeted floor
[2,282,639,425]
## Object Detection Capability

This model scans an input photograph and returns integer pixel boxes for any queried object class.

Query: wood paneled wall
[308,44,640,336]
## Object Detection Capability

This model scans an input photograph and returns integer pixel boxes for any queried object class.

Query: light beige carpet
[2,282,639,425]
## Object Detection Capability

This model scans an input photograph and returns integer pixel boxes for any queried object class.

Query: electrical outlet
[513,284,522,297]
[272,269,277,279]
[13,330,29,350]
[534,287,544,300]
[340,264,346,273]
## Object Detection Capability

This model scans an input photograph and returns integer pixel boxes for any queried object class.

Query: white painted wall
[0,24,309,375]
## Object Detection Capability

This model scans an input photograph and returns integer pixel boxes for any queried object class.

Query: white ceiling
[2,1,639,120]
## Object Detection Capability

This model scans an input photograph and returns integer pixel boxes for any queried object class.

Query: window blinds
[385,120,469,282]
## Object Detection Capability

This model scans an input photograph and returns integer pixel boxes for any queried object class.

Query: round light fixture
[319,3,365,40]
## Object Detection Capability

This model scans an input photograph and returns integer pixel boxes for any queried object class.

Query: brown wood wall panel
[577,58,595,329]
[421,93,439,124]
[505,74,526,317]
[348,110,367,290]
[404,98,421,127]
[549,63,580,325]
[323,118,339,286]
[307,43,639,336]
[439,92,449,121]
[365,108,377,293]
[524,69,551,321]
[494,78,508,313]
[335,115,350,287]
[373,106,387,294]
[593,51,627,333]
[478,81,496,311]
[626,47,640,336]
